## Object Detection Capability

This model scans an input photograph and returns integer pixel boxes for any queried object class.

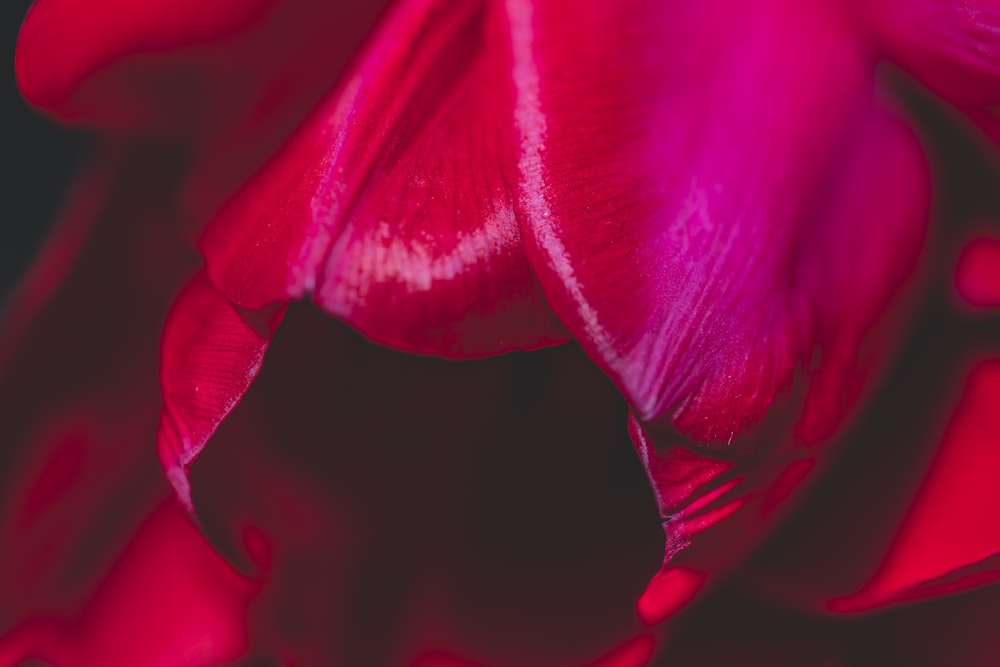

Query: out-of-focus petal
[865,0,1000,106]
[16,0,387,140]
[509,0,926,447]
[201,0,565,357]
[157,271,284,510]
[0,144,201,642]
[742,354,1000,614]
[0,146,120,376]
[15,0,269,115]
[956,235,1000,308]
[830,359,1000,611]
[0,501,257,667]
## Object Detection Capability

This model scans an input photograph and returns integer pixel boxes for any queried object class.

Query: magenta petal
[201,0,566,357]
[618,95,927,619]
[512,1,862,440]
[511,0,927,444]
[157,271,284,510]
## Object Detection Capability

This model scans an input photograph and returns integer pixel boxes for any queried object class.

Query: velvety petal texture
[508,0,927,445]
[200,0,565,358]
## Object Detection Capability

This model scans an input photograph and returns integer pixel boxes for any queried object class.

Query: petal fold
[157,271,284,510]
[200,0,565,357]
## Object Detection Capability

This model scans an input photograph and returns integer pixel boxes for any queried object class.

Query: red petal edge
[157,271,285,510]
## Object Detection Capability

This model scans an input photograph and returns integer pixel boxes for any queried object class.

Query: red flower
[3,0,1000,664]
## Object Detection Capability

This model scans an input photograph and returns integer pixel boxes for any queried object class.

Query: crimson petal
[157,271,284,510]
[956,235,1000,308]
[15,0,269,117]
[509,0,928,444]
[620,96,928,620]
[200,0,566,358]
[512,0,932,444]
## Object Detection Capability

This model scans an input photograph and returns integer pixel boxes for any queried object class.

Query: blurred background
[2,0,84,307]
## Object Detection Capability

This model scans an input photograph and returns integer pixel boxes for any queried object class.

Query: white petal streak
[505,0,619,368]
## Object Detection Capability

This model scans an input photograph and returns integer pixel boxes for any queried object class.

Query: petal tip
[636,566,706,626]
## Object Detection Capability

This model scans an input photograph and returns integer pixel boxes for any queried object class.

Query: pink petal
[615,94,927,619]
[865,0,1000,106]
[157,271,284,510]
[200,0,566,358]
[955,235,1000,308]
[510,0,927,444]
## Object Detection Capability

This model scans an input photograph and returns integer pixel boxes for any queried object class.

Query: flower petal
[157,271,284,510]
[0,500,259,667]
[741,355,1000,613]
[830,359,1000,611]
[620,96,928,620]
[956,235,1000,308]
[866,0,1000,106]
[200,0,566,357]
[16,0,387,139]
[509,0,927,444]
[184,304,664,664]
[15,0,269,113]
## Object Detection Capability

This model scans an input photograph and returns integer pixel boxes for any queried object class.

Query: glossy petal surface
[201,0,565,357]
[510,0,926,445]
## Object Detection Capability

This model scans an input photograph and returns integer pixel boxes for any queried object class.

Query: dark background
[2,0,85,307]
